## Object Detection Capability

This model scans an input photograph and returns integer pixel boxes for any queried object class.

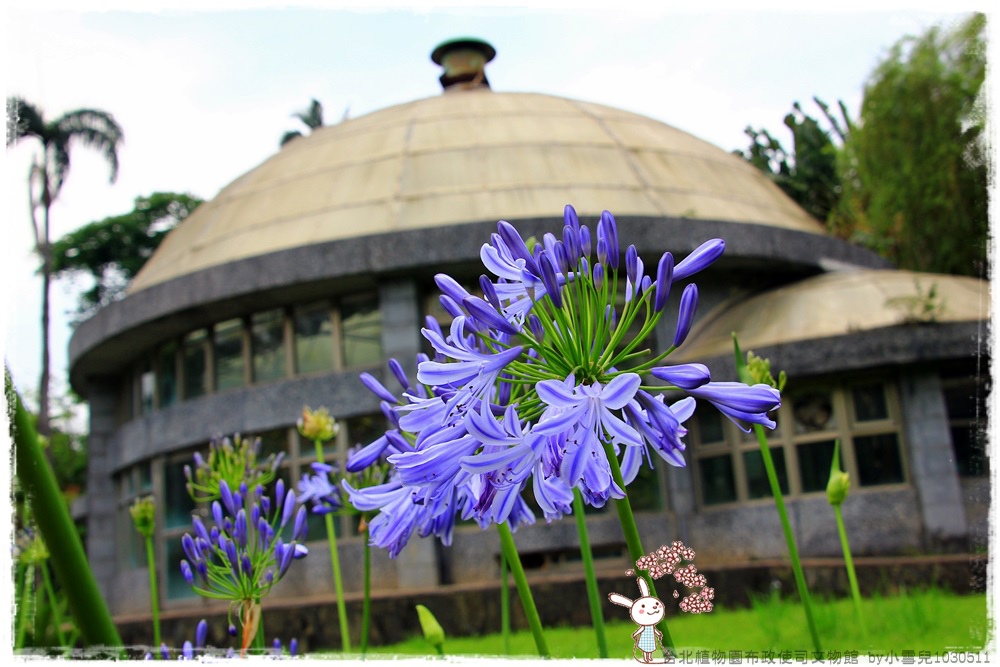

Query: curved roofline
[69,215,889,392]
[688,321,987,382]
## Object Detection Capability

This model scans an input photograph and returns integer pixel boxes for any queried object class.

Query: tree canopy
[833,13,987,277]
[51,191,203,321]
[280,98,324,147]
[737,13,987,278]
[737,98,848,223]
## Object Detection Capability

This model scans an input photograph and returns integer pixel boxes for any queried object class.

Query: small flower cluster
[178,478,308,604]
[634,541,714,615]
[635,541,694,579]
[185,434,284,503]
[345,207,782,558]
[678,586,715,614]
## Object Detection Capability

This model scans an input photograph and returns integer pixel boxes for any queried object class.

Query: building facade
[68,40,989,621]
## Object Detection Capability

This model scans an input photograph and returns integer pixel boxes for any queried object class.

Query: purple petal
[651,363,711,390]
[673,239,725,282]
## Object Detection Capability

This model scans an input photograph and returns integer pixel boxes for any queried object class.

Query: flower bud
[827,470,851,507]
[673,284,699,347]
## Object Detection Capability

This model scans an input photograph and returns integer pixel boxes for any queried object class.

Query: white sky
[1,1,993,409]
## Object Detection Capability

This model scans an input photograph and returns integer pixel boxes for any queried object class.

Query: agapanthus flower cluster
[345,206,782,558]
[145,620,299,659]
[185,434,284,503]
[178,477,308,607]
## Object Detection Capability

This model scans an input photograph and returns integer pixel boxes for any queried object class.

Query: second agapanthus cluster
[344,206,782,557]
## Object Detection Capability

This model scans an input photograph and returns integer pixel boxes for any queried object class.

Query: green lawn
[359,589,990,660]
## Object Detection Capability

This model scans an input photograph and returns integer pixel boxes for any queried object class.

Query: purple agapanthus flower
[297,462,343,514]
[344,206,779,559]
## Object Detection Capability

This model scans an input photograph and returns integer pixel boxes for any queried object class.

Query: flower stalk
[497,522,550,658]
[734,336,821,657]
[828,439,867,638]
[572,488,609,658]
[313,439,351,653]
[9,370,123,650]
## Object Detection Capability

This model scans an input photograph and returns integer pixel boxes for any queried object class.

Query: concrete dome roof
[673,269,990,363]
[130,88,825,293]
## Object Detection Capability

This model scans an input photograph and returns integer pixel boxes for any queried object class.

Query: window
[182,329,210,399]
[214,318,246,391]
[691,379,907,508]
[157,341,178,408]
[252,309,287,383]
[116,465,152,569]
[941,368,989,477]
[294,302,334,374]
[138,361,155,416]
[341,295,383,368]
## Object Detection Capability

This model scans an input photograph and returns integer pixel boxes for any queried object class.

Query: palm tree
[279,98,324,147]
[6,97,124,436]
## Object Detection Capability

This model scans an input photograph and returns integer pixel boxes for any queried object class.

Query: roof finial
[431,38,496,92]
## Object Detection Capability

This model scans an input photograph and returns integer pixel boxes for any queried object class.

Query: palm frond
[280,130,303,147]
[56,109,124,183]
[6,97,46,146]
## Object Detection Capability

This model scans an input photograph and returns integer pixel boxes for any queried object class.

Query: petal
[601,373,642,410]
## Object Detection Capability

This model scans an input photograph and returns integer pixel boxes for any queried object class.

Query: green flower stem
[313,439,351,652]
[500,547,511,655]
[752,424,823,656]
[572,489,609,658]
[496,522,549,658]
[361,527,371,656]
[9,374,123,650]
[143,534,161,649]
[15,563,32,650]
[603,441,675,655]
[39,563,68,648]
[835,504,867,637]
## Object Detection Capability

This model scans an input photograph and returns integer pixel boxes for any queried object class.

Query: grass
[357,588,990,660]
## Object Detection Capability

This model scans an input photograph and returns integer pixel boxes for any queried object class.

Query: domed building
[69,39,988,640]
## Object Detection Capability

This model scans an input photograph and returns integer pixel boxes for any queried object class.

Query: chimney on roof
[431,38,496,92]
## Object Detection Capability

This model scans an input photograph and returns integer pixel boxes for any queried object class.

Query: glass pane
[699,455,736,506]
[341,296,383,368]
[854,433,905,486]
[164,459,196,529]
[346,414,388,451]
[627,460,662,512]
[943,380,978,420]
[157,341,178,408]
[139,362,155,416]
[792,392,836,434]
[697,409,725,445]
[294,302,334,374]
[743,448,789,499]
[214,319,245,391]
[951,425,988,477]
[139,464,153,493]
[165,533,198,600]
[852,383,888,422]
[118,508,144,569]
[252,309,286,383]
[255,428,291,460]
[796,440,836,493]
[183,330,208,400]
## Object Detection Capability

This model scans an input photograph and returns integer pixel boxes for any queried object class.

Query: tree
[51,192,203,322]
[737,98,850,224]
[6,98,124,436]
[832,13,987,277]
[279,98,324,147]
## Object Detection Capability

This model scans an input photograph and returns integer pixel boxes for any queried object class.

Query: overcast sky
[2,1,992,413]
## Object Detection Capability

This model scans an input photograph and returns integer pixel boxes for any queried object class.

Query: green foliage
[280,98,324,147]
[415,604,446,656]
[832,13,987,276]
[737,98,846,223]
[51,191,202,321]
